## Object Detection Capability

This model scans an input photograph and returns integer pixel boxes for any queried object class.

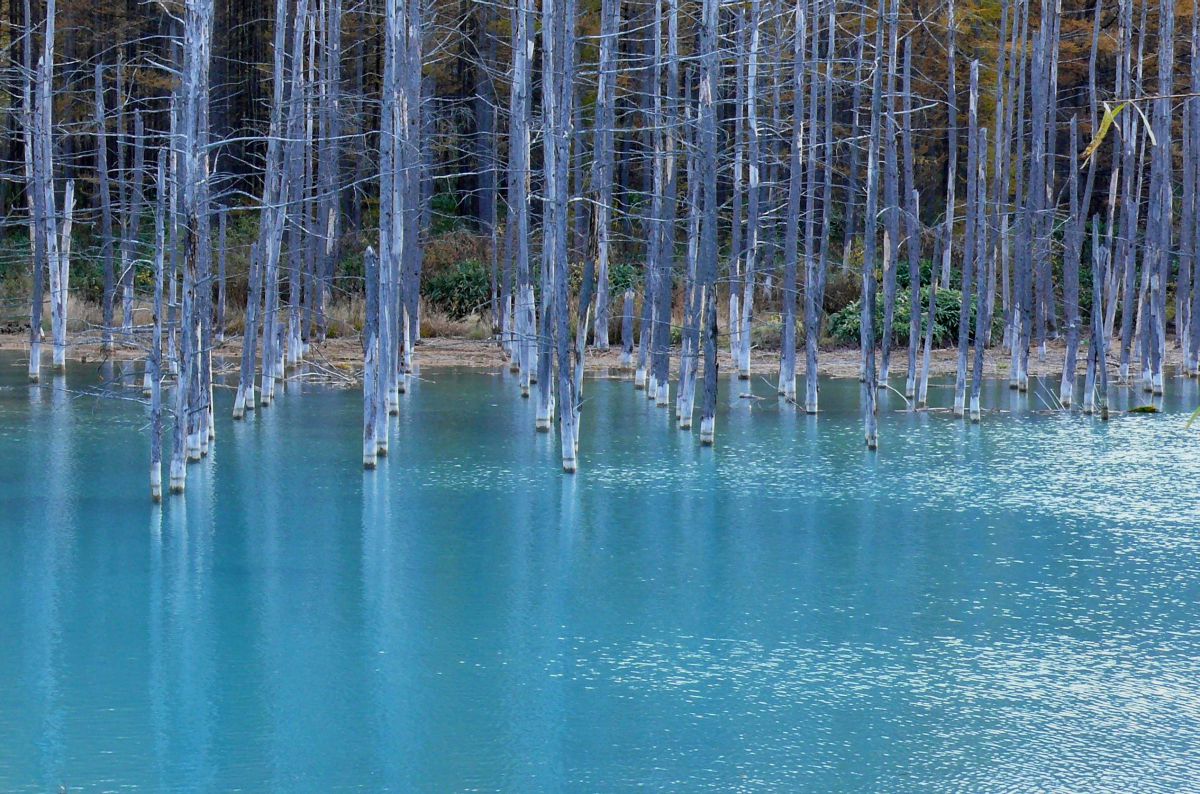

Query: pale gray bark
[1059,118,1083,408]
[508,0,534,397]
[171,0,214,494]
[216,210,227,340]
[235,0,291,417]
[737,0,761,386]
[119,111,146,337]
[697,0,719,445]
[95,63,116,352]
[940,0,958,290]
[968,126,989,422]
[878,0,900,383]
[22,0,43,383]
[809,5,835,413]
[861,4,883,449]
[779,0,804,404]
[901,36,920,400]
[952,61,980,418]
[917,233,942,408]
[591,0,620,350]
[27,0,60,379]
[363,246,380,468]
[651,0,679,407]
[150,150,168,501]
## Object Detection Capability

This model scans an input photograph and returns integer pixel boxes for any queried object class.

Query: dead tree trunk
[591,0,619,350]
[362,246,380,468]
[901,36,921,400]
[95,63,116,353]
[697,0,719,445]
[860,5,883,449]
[150,150,168,501]
[171,0,214,494]
[952,61,980,418]
[779,0,804,404]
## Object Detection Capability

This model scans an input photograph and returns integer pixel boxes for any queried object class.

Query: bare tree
[778,0,804,404]
[697,0,719,446]
[150,150,168,501]
[860,2,883,450]
[591,0,620,350]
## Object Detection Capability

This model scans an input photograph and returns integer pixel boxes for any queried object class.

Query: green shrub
[422,259,490,319]
[827,286,1002,347]
[430,190,463,235]
[609,261,640,293]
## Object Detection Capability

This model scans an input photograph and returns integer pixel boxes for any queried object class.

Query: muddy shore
[1,329,1177,385]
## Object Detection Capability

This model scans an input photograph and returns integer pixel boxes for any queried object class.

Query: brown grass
[421,308,490,339]
[210,295,488,342]
[422,230,491,274]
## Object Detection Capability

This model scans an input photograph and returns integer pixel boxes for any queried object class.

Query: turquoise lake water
[2,350,1200,791]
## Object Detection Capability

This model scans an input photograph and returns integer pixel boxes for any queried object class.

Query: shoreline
[0,330,1186,385]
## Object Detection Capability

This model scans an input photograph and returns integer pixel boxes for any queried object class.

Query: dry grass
[67,295,106,330]
[323,296,365,338]
[221,303,247,336]
[421,308,490,340]
[212,295,488,342]
[2,295,156,334]
[423,229,491,274]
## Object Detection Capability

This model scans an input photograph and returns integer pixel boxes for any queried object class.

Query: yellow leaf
[1081,102,1125,164]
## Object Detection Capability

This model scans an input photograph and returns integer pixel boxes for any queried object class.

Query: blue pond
[1,351,1199,791]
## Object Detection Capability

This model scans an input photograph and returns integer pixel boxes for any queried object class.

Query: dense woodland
[0,0,1196,488]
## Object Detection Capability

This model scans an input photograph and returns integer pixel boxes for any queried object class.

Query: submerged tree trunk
[1188,12,1200,376]
[620,288,635,368]
[150,150,168,502]
[809,5,835,413]
[651,0,679,408]
[1092,218,1109,420]
[737,0,761,386]
[234,0,290,418]
[726,8,745,378]
[49,181,74,371]
[27,0,61,380]
[548,0,578,469]
[591,0,619,350]
[918,233,942,409]
[171,0,214,494]
[802,5,823,410]
[860,6,883,450]
[95,63,116,353]
[697,0,718,446]
[216,210,227,341]
[842,7,867,268]
[362,247,380,468]
[120,111,146,339]
[940,0,958,290]
[678,79,702,428]
[22,0,43,383]
[901,38,921,401]
[779,0,804,405]
[878,0,900,384]
[1059,119,1083,408]
[535,0,560,432]
[952,61,979,419]
[968,127,989,422]
[509,0,534,398]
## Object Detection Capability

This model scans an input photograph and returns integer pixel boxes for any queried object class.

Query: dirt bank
[2,328,1179,385]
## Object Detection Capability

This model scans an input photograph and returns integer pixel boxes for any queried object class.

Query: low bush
[827,286,1002,347]
[422,259,490,319]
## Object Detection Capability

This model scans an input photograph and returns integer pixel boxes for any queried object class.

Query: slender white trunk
[50,181,74,371]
